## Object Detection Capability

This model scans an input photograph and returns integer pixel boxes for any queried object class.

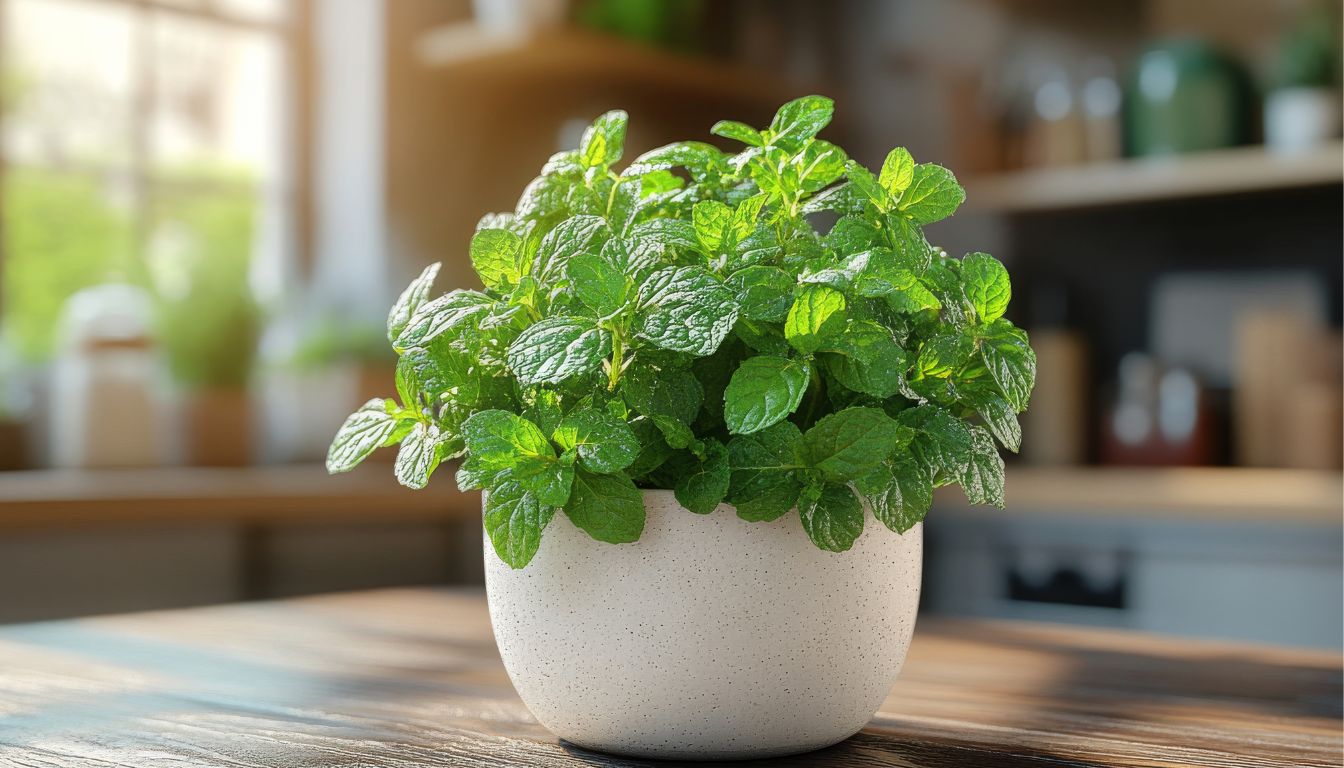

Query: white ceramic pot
[1265,87,1342,151]
[484,489,922,760]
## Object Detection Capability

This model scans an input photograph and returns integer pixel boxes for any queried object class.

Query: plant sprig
[328,96,1036,568]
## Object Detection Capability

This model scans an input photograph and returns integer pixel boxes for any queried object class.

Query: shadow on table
[558,732,1108,768]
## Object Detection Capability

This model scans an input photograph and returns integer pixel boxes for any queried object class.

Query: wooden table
[1,589,1338,767]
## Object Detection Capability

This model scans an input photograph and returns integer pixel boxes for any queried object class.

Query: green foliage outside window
[2,168,136,361]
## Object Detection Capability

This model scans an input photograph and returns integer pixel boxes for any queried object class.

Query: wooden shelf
[416,24,817,106]
[937,466,1343,524]
[964,142,1344,214]
[6,465,1337,529]
[0,464,478,530]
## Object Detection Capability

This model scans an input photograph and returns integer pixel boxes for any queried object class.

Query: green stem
[799,363,824,428]
[607,330,625,391]
[604,171,623,218]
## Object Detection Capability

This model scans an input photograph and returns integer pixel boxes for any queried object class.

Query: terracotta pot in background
[0,419,27,470]
[184,389,253,467]
[357,363,397,464]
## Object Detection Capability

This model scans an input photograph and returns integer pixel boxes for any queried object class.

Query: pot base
[560,728,860,761]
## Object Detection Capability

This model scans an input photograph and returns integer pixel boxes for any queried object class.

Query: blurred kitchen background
[0,0,1339,648]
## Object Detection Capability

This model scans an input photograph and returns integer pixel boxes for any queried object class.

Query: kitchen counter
[0,588,1338,767]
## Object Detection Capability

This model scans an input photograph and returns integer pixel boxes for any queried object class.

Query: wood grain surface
[0,588,1338,767]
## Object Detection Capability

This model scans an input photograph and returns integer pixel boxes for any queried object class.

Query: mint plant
[328,96,1035,568]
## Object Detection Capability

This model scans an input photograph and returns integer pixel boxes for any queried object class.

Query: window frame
[0,0,313,340]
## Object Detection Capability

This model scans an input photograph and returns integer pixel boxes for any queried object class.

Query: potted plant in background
[329,96,1035,759]
[258,309,392,464]
[1263,2,1341,151]
[150,217,262,467]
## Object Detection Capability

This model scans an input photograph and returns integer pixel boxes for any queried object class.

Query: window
[0,0,302,362]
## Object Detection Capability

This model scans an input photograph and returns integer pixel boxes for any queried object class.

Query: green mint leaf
[961,252,1011,324]
[461,409,554,472]
[799,251,869,291]
[625,141,726,182]
[579,109,628,169]
[552,408,640,474]
[897,163,965,224]
[564,468,645,543]
[470,229,523,291]
[855,243,930,299]
[727,420,804,522]
[878,147,915,196]
[768,95,834,149]
[506,316,610,386]
[517,460,574,507]
[822,320,907,399]
[723,355,811,435]
[798,482,864,552]
[886,214,935,271]
[964,385,1022,453]
[621,364,704,424]
[394,355,422,409]
[732,225,783,270]
[748,146,798,205]
[735,318,791,356]
[925,257,976,327]
[516,172,570,223]
[803,406,902,480]
[636,266,739,356]
[899,404,973,482]
[801,181,864,215]
[960,426,1005,507]
[327,398,406,473]
[711,119,764,147]
[625,419,675,478]
[629,218,698,250]
[639,169,684,196]
[401,342,510,412]
[730,195,766,242]
[824,216,881,254]
[522,389,565,436]
[484,480,556,569]
[864,458,933,534]
[917,329,976,378]
[798,139,848,192]
[394,421,446,490]
[785,284,847,354]
[604,176,643,233]
[651,415,697,450]
[456,454,496,492]
[476,211,516,231]
[387,263,440,344]
[692,200,733,254]
[844,160,889,210]
[532,215,611,286]
[567,251,628,317]
[735,480,801,523]
[395,289,494,350]
[979,319,1036,412]
[886,281,942,314]
[727,266,794,322]
[541,149,583,175]
[671,440,730,514]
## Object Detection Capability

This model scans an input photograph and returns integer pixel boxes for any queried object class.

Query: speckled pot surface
[484,489,923,761]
